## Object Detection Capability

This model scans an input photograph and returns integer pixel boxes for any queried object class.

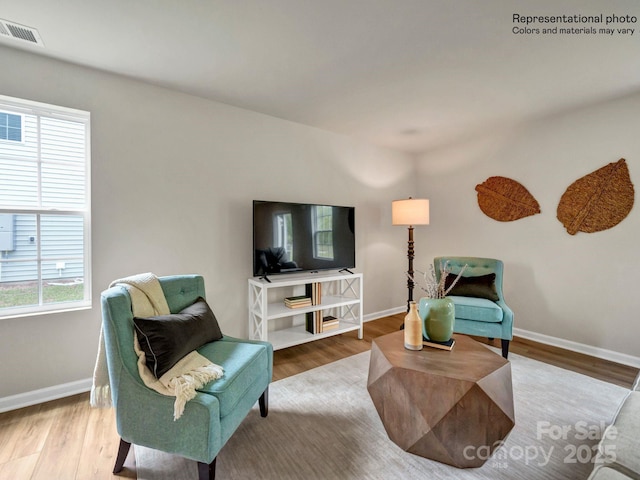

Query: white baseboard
[514,327,640,368]
[0,310,402,413]
[364,306,405,322]
[0,378,92,413]
[2,313,636,413]
[370,305,640,368]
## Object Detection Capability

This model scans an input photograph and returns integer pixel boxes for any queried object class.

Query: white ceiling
[1,0,639,153]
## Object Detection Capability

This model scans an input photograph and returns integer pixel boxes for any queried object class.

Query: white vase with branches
[411,260,467,343]
[410,260,467,299]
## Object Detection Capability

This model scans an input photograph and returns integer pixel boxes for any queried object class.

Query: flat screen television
[253,200,355,278]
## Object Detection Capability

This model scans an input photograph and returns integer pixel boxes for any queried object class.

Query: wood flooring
[1,314,637,479]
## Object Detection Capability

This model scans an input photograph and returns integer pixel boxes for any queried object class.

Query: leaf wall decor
[475,176,541,222]
[557,158,634,235]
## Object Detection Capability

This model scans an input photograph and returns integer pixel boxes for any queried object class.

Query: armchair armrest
[219,335,273,382]
[496,300,514,340]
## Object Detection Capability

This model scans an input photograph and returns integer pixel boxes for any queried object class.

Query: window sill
[0,301,92,321]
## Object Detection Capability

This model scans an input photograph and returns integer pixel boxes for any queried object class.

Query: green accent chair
[101,274,273,480]
[434,256,514,358]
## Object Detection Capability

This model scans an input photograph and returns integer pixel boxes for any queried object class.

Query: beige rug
[135,349,628,479]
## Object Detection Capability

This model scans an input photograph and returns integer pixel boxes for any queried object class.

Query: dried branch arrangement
[409,260,468,299]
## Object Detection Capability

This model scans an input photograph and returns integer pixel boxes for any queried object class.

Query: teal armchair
[101,274,272,480]
[433,257,514,358]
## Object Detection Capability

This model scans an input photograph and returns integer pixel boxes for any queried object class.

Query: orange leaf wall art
[475,176,541,222]
[557,158,635,235]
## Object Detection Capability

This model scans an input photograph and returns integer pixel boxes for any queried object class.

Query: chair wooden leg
[113,438,132,474]
[197,458,216,480]
[259,387,269,417]
[501,339,510,359]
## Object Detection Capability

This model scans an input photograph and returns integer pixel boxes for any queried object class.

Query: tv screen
[253,200,355,277]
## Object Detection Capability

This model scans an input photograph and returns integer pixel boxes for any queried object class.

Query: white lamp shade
[392,198,430,226]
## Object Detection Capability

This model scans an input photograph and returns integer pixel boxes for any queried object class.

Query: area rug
[135,349,628,480]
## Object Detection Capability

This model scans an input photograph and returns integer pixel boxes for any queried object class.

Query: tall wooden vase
[419,297,455,342]
[404,301,423,350]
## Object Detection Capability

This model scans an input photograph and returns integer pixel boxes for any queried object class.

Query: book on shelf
[305,282,322,306]
[285,295,309,302]
[285,303,312,309]
[305,310,324,334]
[422,337,455,351]
[305,311,314,333]
[321,315,339,332]
[322,323,339,332]
[284,295,312,308]
[285,302,312,309]
[305,311,340,333]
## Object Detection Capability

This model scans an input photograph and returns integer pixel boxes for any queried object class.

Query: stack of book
[321,315,339,332]
[284,295,312,309]
[422,337,456,351]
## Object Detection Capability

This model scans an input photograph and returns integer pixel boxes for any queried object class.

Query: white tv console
[248,272,363,350]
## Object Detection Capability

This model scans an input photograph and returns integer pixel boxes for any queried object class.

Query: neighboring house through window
[312,205,334,260]
[0,95,91,318]
[0,111,22,142]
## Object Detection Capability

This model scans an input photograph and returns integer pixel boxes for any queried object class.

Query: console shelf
[248,272,363,350]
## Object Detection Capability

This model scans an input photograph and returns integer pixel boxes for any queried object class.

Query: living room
[1,1,639,479]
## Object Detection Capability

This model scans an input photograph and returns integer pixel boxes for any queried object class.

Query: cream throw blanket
[90,273,224,420]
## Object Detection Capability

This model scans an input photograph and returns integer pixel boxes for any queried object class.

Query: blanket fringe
[90,384,112,408]
[168,364,224,421]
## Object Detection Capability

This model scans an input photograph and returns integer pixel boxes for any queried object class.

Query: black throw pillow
[444,273,500,302]
[133,297,223,378]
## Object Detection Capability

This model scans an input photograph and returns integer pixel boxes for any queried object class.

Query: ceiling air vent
[0,19,44,47]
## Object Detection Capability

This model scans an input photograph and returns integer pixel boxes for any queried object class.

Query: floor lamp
[392,198,430,312]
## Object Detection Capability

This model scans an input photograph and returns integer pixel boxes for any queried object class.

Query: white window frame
[0,94,91,319]
[273,211,293,259]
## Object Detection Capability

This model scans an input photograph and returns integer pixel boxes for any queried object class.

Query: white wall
[0,45,415,399]
[3,43,637,404]
[414,91,640,359]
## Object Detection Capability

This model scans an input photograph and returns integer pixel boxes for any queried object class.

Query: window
[312,205,334,260]
[0,111,22,142]
[0,95,91,318]
[273,212,293,259]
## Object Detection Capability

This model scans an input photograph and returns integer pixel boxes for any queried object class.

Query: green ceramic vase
[418,297,455,342]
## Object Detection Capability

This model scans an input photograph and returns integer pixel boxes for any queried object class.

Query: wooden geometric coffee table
[367,331,515,468]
